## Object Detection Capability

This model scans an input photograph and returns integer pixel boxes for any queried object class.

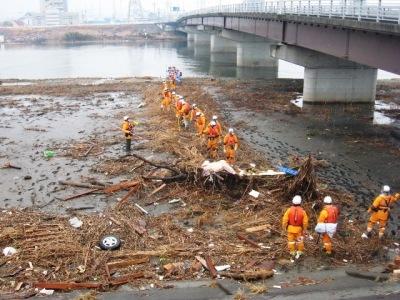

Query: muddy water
[0,89,140,213]
[209,86,400,236]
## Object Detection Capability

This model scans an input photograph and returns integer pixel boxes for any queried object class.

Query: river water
[0,41,398,80]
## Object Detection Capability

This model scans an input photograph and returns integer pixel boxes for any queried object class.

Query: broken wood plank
[195,256,209,270]
[1,162,21,170]
[345,269,389,282]
[104,180,140,194]
[109,216,123,226]
[59,180,104,189]
[245,224,270,233]
[204,255,218,279]
[109,271,145,286]
[237,232,261,248]
[134,203,148,215]
[148,183,167,197]
[34,282,103,290]
[116,185,140,208]
[82,144,95,157]
[220,270,274,281]
[63,189,102,201]
[107,257,149,271]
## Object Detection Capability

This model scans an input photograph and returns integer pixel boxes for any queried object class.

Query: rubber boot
[125,139,131,153]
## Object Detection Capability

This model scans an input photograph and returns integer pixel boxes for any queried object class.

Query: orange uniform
[195,113,206,136]
[161,90,172,111]
[204,125,220,159]
[282,206,309,256]
[367,193,399,238]
[317,205,339,254]
[223,133,239,164]
[180,102,192,129]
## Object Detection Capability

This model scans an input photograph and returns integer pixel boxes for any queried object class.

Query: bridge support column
[187,33,195,42]
[237,42,277,68]
[194,32,211,46]
[271,44,377,103]
[210,35,236,53]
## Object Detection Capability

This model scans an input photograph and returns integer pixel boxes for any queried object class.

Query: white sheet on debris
[201,160,236,176]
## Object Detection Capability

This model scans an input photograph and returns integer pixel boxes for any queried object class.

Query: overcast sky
[0,0,241,21]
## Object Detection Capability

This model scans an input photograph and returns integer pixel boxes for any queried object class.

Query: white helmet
[192,104,197,108]
[196,112,201,117]
[229,128,234,134]
[123,116,130,121]
[292,195,302,205]
[212,115,218,120]
[382,185,390,193]
[172,91,176,95]
[179,96,184,99]
[210,121,216,127]
[181,99,186,104]
[323,196,332,204]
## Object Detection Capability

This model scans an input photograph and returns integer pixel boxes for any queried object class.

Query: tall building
[40,0,69,26]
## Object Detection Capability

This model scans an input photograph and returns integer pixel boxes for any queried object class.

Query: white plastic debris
[273,285,282,289]
[249,190,260,198]
[215,265,231,272]
[187,228,194,233]
[361,233,368,239]
[2,247,17,256]
[137,102,146,108]
[69,217,83,229]
[168,198,181,204]
[39,289,54,296]
[343,259,348,263]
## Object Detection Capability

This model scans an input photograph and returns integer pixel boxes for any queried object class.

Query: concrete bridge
[175,0,400,103]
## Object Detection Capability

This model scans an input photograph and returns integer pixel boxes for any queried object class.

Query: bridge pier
[187,33,195,42]
[271,44,377,103]
[237,42,277,68]
[210,35,236,53]
[193,32,211,46]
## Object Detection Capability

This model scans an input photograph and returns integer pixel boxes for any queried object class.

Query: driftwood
[104,180,140,194]
[237,232,261,248]
[63,189,102,201]
[219,270,274,281]
[59,180,104,190]
[1,162,21,170]
[82,144,95,157]
[34,281,103,290]
[116,185,141,208]
[205,255,218,278]
[345,269,389,282]
[127,153,187,182]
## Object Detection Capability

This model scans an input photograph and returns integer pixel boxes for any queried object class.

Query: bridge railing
[180,1,400,24]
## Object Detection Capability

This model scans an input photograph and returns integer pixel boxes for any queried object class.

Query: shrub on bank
[63,32,95,42]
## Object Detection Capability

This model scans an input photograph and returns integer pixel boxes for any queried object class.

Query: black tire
[99,235,121,250]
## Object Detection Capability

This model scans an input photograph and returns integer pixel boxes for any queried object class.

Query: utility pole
[128,0,143,22]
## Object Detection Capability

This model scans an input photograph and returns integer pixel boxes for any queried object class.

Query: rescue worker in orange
[121,115,136,153]
[211,115,223,136]
[282,195,309,258]
[315,196,339,255]
[223,128,239,164]
[204,121,220,159]
[362,185,399,239]
[161,88,172,111]
[180,100,192,129]
[162,80,168,90]
[190,104,202,122]
[175,96,184,127]
[195,111,206,136]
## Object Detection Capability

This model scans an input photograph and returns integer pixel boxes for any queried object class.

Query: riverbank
[0,24,184,44]
[0,77,399,298]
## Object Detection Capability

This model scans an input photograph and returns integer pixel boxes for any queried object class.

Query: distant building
[40,0,79,26]
[0,35,5,43]
[20,12,44,27]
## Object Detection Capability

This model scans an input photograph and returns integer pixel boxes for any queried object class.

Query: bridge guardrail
[179,1,400,24]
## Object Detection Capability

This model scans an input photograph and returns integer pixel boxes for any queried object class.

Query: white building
[40,0,78,26]
[20,12,44,26]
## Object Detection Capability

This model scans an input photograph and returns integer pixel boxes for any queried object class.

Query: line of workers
[121,67,399,259]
